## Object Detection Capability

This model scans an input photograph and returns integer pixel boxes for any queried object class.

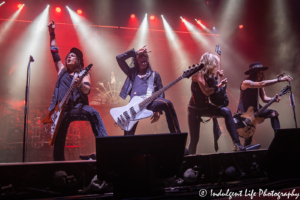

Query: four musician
[42,21,294,160]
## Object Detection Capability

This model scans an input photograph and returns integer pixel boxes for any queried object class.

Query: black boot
[234,142,246,151]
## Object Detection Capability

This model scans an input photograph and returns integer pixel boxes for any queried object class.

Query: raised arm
[48,20,64,74]
[241,75,293,90]
[195,72,227,96]
[116,48,136,77]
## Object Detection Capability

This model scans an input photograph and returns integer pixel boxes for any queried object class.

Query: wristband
[277,77,281,82]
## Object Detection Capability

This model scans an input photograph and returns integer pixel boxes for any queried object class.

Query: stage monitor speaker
[265,128,300,182]
[96,133,187,198]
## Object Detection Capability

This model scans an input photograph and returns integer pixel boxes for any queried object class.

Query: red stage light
[197,20,201,24]
[18,4,22,9]
[239,25,243,29]
[56,7,61,13]
[131,14,135,18]
[150,15,155,20]
[77,9,82,14]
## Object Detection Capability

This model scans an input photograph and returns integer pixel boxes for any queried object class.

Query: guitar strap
[65,72,78,103]
[144,72,155,99]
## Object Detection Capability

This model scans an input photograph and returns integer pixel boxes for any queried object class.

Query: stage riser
[180,150,268,184]
[0,150,269,199]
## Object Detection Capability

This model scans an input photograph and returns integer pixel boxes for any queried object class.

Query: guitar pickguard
[233,113,256,139]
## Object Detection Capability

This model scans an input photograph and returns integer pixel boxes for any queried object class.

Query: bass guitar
[110,63,204,131]
[233,85,291,139]
[208,45,229,107]
[42,64,93,146]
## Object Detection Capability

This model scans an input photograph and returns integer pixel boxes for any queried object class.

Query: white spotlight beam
[0,5,23,43]
[128,14,149,49]
[67,7,114,74]
[0,1,5,6]
[7,6,49,96]
[184,20,210,48]
[162,16,190,71]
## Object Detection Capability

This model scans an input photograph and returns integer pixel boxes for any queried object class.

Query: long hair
[246,71,264,81]
[200,52,219,76]
[64,53,84,72]
[129,54,152,79]
[192,52,219,82]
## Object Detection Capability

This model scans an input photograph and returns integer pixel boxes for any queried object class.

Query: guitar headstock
[182,63,204,79]
[215,45,221,56]
[279,85,291,96]
[79,64,93,77]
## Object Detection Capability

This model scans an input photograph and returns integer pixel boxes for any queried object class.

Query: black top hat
[245,62,268,75]
[69,47,84,67]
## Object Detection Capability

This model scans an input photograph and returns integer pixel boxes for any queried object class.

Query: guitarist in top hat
[116,45,181,135]
[237,62,293,147]
[47,20,107,161]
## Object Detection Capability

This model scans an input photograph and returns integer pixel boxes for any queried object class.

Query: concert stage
[1,147,300,199]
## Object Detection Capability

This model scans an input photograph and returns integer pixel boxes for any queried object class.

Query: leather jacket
[116,48,164,100]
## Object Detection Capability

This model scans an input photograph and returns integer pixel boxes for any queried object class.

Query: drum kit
[0,103,81,150]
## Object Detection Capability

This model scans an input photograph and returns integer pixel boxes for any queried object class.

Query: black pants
[188,104,240,154]
[53,105,107,161]
[124,97,181,135]
[244,108,280,146]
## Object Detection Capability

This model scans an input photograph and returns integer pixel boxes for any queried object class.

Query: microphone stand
[289,82,297,128]
[22,55,34,162]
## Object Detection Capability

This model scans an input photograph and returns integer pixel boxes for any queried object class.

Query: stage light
[195,19,201,24]
[180,16,185,22]
[131,14,135,18]
[161,15,163,18]
[213,27,216,30]
[128,13,149,49]
[239,25,243,29]
[0,1,5,6]
[150,15,155,20]
[56,7,61,13]
[17,4,23,9]
[77,9,82,15]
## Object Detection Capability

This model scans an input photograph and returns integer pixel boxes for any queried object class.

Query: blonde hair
[192,52,219,82]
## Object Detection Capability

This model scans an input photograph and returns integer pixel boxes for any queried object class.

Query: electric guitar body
[233,85,290,139]
[42,104,65,146]
[110,96,154,131]
[233,106,265,139]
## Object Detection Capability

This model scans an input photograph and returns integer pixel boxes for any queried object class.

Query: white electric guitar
[110,63,204,131]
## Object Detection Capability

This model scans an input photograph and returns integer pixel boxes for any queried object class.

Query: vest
[189,81,209,109]
[48,69,89,111]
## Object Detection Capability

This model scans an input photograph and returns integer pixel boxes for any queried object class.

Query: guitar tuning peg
[192,64,195,67]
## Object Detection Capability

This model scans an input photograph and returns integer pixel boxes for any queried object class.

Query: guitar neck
[58,82,76,110]
[139,76,184,108]
[255,95,277,116]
